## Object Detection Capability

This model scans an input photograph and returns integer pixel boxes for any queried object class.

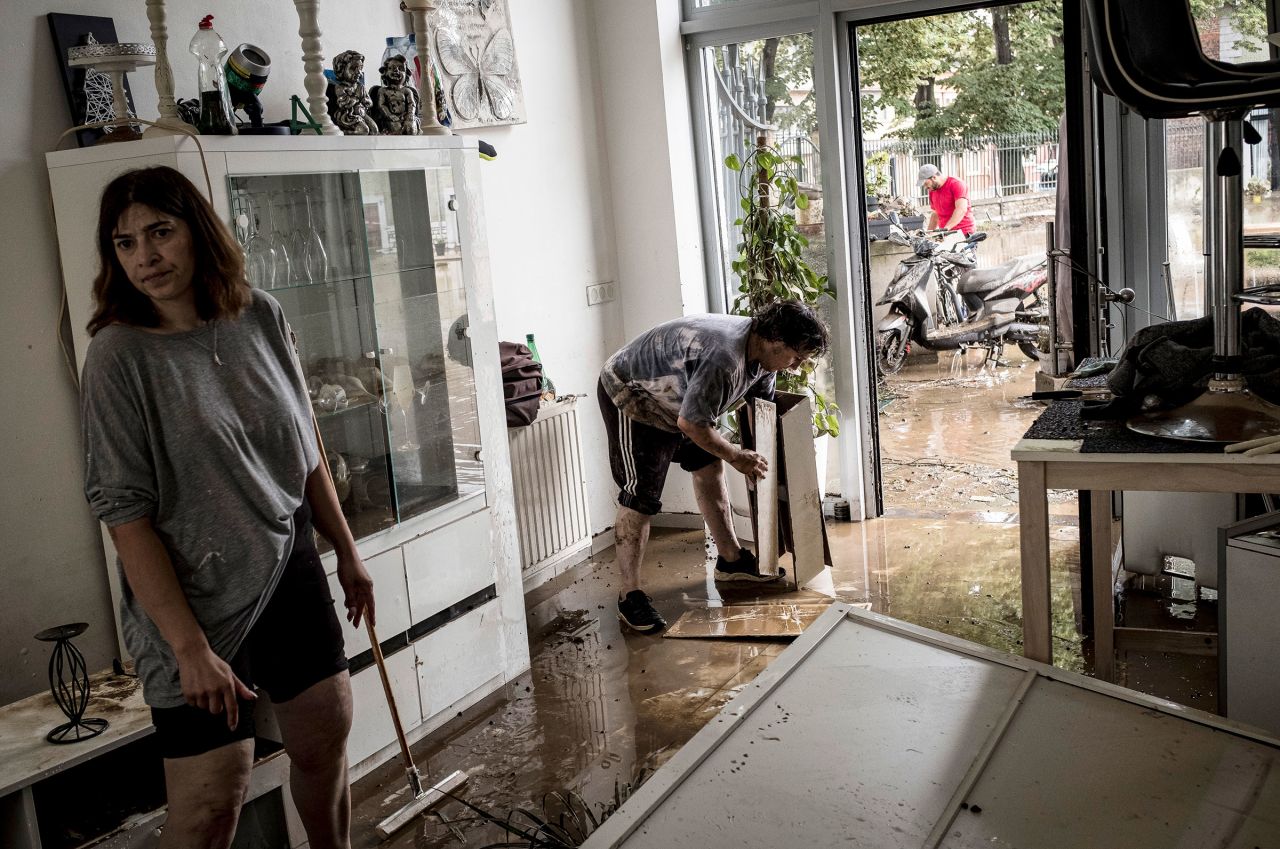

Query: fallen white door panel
[583,605,1280,849]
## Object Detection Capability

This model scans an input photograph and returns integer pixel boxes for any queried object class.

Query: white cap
[917,164,941,185]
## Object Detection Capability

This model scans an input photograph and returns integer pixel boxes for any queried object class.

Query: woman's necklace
[185,320,224,366]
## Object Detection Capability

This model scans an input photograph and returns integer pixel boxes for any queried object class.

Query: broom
[365,617,468,839]
[304,393,467,838]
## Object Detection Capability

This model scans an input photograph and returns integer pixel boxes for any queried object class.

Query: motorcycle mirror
[968,232,988,243]
[888,211,901,226]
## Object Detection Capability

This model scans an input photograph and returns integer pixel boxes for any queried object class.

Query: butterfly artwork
[435,26,524,127]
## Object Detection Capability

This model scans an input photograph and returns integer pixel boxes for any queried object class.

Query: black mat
[1022,399,1225,454]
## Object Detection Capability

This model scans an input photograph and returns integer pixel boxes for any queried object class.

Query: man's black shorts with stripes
[597,378,718,515]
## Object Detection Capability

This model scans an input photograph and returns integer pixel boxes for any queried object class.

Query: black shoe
[618,590,667,633]
[714,548,786,583]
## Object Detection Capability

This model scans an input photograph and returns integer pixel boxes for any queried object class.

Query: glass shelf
[227,163,481,544]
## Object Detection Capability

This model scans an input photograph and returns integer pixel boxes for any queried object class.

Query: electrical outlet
[586,282,617,306]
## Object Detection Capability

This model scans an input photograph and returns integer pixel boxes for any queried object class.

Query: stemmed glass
[300,188,330,284]
[243,194,273,288]
[390,365,419,452]
[286,190,313,285]
[263,193,293,288]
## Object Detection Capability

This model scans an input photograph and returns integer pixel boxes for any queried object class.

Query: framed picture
[428,0,526,130]
[47,13,140,147]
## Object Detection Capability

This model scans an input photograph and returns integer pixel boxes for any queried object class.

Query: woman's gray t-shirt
[81,289,319,708]
[599,314,775,432]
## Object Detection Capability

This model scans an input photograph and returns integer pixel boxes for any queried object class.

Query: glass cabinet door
[359,168,485,519]
[229,171,399,542]
[228,162,483,545]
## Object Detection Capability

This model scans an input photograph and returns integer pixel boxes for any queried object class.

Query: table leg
[1090,489,1116,682]
[1018,461,1052,664]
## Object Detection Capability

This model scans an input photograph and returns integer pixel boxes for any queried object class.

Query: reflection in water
[874,351,1083,670]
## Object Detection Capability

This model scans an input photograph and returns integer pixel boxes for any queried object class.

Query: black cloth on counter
[1082,307,1280,419]
[1023,399,1223,454]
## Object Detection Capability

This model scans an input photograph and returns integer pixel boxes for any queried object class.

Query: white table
[585,604,1280,848]
[1013,436,1280,681]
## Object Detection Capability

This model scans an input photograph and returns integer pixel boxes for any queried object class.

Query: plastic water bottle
[190,15,236,135]
[525,333,556,399]
[382,35,418,87]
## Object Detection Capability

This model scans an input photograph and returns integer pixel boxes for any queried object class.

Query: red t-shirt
[929,176,974,234]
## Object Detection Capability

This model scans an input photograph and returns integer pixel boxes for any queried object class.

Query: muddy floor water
[349,350,1215,847]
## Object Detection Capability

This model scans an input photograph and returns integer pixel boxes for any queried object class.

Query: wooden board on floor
[754,399,780,574]
[664,603,861,639]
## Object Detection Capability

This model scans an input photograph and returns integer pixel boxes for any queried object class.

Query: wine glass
[243,194,273,288]
[263,193,293,288]
[286,190,313,285]
[391,365,419,452]
[301,188,330,284]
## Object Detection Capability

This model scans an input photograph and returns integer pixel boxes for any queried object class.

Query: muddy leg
[615,504,652,596]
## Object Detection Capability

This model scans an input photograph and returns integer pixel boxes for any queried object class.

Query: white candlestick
[143,0,187,135]
[402,0,450,136]
[293,0,340,135]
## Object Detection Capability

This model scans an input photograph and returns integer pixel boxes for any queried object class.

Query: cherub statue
[369,54,421,135]
[326,50,378,135]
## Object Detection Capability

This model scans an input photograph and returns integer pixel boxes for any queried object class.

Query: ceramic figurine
[326,50,378,135]
[369,54,421,135]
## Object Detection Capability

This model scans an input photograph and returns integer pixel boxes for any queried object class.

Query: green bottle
[525,333,556,397]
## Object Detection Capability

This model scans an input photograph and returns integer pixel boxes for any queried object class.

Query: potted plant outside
[1246,178,1269,205]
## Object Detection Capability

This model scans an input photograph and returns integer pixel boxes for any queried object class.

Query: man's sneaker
[618,590,667,633]
[714,548,786,583]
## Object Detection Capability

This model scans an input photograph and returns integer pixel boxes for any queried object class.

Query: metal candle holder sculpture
[34,623,109,744]
[66,42,155,143]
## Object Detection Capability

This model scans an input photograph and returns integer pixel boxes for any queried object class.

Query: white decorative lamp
[143,0,188,135]
[67,42,156,143]
[292,0,340,135]
[401,0,450,135]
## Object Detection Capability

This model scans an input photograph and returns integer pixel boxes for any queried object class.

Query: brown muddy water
[350,349,1214,847]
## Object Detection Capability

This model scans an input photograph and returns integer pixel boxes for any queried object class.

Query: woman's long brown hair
[87,166,250,335]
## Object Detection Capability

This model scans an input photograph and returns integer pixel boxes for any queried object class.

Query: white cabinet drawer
[404,509,495,622]
[415,601,505,719]
[347,649,421,767]
[327,547,409,657]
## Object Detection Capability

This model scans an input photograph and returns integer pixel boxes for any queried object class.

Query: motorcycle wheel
[876,327,908,376]
[1017,293,1050,361]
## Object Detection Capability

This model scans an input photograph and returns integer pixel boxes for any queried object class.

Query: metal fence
[1167,109,1271,184]
[863,131,1060,204]
[777,135,822,189]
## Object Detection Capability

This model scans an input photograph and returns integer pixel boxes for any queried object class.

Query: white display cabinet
[46,135,530,777]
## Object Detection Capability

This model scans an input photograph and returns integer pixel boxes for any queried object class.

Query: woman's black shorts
[150,502,349,759]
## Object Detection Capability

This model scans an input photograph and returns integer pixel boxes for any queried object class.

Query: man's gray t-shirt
[599,314,775,432]
[81,289,319,708]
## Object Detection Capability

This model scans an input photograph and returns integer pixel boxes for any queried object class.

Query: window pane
[1166,2,1275,320]
[699,32,835,433]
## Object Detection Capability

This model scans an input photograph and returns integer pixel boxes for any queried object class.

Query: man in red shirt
[919,164,975,235]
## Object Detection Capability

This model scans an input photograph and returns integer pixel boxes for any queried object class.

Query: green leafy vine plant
[726,141,840,437]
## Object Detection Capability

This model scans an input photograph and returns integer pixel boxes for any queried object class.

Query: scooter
[873,214,1049,375]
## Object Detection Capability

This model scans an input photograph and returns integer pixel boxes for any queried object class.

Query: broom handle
[299,365,418,778]
[366,618,416,773]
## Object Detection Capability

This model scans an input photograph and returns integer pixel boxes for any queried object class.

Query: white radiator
[509,397,592,591]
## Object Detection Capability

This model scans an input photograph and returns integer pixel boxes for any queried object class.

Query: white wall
[0,0,707,704]
[593,0,707,516]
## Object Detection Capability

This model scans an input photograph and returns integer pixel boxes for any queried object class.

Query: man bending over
[597,301,830,632]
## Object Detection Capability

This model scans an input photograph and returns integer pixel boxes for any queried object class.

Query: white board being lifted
[584,605,1280,849]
